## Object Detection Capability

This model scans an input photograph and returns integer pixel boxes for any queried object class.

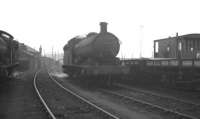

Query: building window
[191,47,194,52]
[191,39,194,51]
[155,42,159,53]
[188,40,192,51]
[193,39,195,51]
[194,39,196,50]
[178,42,182,51]
[187,40,189,51]
[167,45,170,52]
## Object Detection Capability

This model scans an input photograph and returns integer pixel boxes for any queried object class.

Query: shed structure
[154,33,200,59]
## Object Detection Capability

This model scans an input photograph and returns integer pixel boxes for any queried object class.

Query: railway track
[100,87,200,119]
[33,72,57,119]
[34,71,119,119]
[48,72,119,119]
[115,83,200,106]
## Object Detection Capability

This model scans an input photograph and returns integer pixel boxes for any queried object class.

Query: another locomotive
[63,22,129,85]
[0,30,19,79]
[0,30,41,80]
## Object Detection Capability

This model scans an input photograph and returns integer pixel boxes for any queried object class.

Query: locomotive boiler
[63,22,129,85]
[74,22,119,58]
[64,22,120,65]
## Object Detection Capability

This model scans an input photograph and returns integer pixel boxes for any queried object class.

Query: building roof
[181,33,200,39]
[154,33,200,42]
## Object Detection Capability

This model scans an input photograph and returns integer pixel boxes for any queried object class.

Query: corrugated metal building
[154,33,200,59]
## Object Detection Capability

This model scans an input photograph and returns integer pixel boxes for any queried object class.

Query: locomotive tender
[63,22,129,84]
[0,30,41,80]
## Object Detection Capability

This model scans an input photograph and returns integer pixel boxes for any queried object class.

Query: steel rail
[100,89,198,119]
[33,72,57,119]
[48,73,119,119]
[116,83,199,106]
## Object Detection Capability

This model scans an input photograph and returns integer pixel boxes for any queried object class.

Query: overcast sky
[1,0,200,58]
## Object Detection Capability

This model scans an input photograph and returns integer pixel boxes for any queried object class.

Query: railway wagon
[63,22,130,85]
[118,33,200,90]
[122,58,200,89]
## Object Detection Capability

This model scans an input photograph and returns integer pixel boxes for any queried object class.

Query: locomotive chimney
[100,22,107,33]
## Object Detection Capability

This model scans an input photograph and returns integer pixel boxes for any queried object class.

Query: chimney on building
[39,45,42,55]
[176,32,179,37]
[100,22,107,33]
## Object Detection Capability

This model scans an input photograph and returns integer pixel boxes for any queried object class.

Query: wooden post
[176,33,183,81]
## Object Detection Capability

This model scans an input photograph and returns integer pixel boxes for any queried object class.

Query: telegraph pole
[52,46,54,59]
[177,33,183,82]
[139,25,144,58]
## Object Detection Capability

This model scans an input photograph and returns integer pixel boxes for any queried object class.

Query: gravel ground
[100,89,196,119]
[0,71,48,119]
[108,86,200,118]
[120,82,200,104]
[37,71,110,119]
[51,72,200,119]
[51,72,161,119]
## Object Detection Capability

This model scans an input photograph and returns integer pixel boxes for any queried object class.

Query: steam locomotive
[0,30,19,79]
[0,30,41,80]
[63,22,129,85]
